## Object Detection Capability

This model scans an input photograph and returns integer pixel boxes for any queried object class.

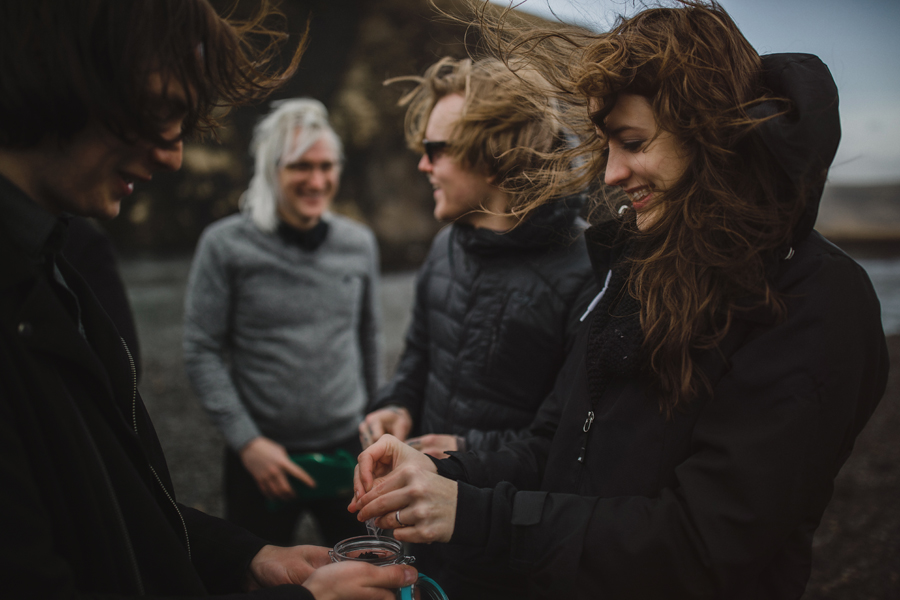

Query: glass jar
[329,535,413,567]
[329,535,448,600]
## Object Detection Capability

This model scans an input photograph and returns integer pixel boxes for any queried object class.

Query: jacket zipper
[577,410,594,463]
[122,338,191,559]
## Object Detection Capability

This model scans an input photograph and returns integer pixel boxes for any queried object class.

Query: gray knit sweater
[183,212,381,452]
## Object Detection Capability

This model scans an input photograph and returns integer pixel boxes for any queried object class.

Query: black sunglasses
[422,139,449,163]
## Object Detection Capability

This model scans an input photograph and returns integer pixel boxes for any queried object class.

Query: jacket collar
[0,172,68,260]
[454,195,584,256]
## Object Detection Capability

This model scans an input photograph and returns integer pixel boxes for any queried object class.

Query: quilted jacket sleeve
[368,258,433,428]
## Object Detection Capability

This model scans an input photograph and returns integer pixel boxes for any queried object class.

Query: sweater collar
[454,195,583,256]
[277,218,330,252]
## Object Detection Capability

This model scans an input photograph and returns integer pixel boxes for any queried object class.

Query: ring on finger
[395,510,406,528]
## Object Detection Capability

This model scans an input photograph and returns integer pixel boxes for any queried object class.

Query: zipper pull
[578,411,595,463]
[582,410,595,432]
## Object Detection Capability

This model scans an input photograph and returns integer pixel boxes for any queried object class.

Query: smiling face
[3,73,186,220]
[417,93,497,225]
[593,93,690,231]
[276,134,340,231]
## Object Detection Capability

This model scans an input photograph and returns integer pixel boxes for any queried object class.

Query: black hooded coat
[437,54,889,599]
[0,175,313,598]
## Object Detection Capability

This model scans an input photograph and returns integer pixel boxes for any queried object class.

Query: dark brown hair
[473,1,806,413]
[0,0,306,148]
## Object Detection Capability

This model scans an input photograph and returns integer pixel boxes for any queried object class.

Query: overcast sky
[490,0,900,185]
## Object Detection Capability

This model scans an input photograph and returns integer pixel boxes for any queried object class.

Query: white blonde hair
[241,98,343,231]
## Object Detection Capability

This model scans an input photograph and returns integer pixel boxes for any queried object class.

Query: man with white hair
[184,98,380,547]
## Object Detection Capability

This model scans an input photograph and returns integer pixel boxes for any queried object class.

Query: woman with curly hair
[350,2,889,598]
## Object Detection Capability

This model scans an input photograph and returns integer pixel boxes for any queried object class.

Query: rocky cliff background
[103,0,482,269]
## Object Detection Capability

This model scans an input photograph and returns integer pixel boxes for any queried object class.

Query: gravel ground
[121,256,899,596]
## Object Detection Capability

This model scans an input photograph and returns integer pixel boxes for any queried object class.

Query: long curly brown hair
[470,1,810,413]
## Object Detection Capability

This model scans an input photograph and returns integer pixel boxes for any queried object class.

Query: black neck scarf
[277,219,330,252]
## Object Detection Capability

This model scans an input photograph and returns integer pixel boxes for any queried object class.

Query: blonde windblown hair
[241,98,343,232]
[388,56,562,193]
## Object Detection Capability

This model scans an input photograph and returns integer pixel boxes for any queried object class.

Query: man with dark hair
[0,1,414,598]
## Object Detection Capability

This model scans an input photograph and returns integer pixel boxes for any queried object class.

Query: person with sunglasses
[358,56,597,598]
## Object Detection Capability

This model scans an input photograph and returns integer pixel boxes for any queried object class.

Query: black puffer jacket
[441,54,889,599]
[372,197,597,451]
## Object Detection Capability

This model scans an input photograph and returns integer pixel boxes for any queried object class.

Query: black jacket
[0,176,312,599]
[372,197,597,451]
[63,216,142,381]
[440,54,889,599]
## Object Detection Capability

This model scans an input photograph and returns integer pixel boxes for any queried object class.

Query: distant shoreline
[828,236,900,259]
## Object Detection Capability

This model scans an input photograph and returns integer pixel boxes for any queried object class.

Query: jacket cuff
[225,418,262,454]
[448,481,493,547]
[433,454,467,481]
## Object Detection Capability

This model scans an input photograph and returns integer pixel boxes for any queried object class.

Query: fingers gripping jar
[329,535,448,599]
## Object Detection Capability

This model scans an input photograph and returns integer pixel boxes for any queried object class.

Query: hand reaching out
[246,544,417,600]
[350,434,435,504]
[240,436,316,500]
[359,406,413,449]
[246,544,331,589]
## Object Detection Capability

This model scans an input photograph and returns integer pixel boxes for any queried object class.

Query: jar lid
[330,536,448,599]
[330,535,409,567]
